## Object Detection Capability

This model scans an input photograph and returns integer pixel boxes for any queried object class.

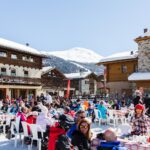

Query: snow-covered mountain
[42,47,104,74]
[42,47,103,63]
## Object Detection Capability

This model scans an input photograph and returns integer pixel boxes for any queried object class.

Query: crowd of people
[0,90,150,150]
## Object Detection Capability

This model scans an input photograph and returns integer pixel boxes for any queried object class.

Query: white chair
[28,124,45,150]
[10,116,22,148]
[21,121,31,148]
[126,110,134,122]
[107,109,117,127]
[3,115,11,134]
[94,109,102,126]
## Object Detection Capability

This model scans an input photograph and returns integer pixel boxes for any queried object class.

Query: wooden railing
[0,75,41,85]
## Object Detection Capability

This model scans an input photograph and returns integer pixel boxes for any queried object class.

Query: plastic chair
[107,109,117,127]
[28,124,45,150]
[10,116,22,148]
[126,110,134,122]
[21,121,31,148]
[94,109,102,126]
[3,115,11,134]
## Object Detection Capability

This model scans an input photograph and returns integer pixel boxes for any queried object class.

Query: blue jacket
[97,141,127,150]
[67,124,77,139]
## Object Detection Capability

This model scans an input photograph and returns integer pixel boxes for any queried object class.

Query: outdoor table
[113,110,127,116]
[91,128,103,139]
[124,142,150,150]
[119,135,150,150]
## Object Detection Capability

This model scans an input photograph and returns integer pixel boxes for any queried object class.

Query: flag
[104,67,107,82]
[65,80,70,98]
[104,67,107,91]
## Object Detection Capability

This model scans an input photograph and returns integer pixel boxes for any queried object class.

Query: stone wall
[107,81,136,97]
[138,40,150,72]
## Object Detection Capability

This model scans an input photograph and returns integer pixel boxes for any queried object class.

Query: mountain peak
[43,47,103,63]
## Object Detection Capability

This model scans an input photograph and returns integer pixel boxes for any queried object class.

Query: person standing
[143,94,150,116]
[45,92,53,104]
[130,104,150,135]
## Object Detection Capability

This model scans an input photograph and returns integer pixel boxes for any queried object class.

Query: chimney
[26,43,29,46]
[144,28,148,33]
[130,51,134,55]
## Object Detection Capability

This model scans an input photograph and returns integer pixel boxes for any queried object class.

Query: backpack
[59,114,75,131]
[55,134,78,150]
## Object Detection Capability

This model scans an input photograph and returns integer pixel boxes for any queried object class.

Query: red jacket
[48,125,66,150]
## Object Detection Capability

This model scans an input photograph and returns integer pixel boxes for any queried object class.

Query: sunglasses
[80,125,88,129]
[79,116,85,119]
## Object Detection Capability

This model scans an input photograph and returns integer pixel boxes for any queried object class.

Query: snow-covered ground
[0,134,36,150]
[0,122,125,150]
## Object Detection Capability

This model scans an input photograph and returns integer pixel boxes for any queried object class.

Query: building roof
[0,38,45,57]
[97,50,138,64]
[64,71,92,79]
[128,72,150,81]
[42,66,66,78]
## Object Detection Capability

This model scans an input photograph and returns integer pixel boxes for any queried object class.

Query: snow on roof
[42,66,54,74]
[0,38,44,56]
[128,72,150,81]
[65,71,92,79]
[98,50,138,63]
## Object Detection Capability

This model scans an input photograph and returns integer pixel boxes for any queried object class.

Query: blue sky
[0,0,150,56]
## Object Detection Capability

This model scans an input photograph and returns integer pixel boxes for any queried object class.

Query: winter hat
[135,104,144,110]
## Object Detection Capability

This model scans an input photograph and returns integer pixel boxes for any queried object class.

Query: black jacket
[71,130,91,150]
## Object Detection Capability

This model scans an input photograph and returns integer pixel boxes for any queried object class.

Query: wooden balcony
[0,75,41,85]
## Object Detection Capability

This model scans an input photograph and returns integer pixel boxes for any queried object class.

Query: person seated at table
[18,100,25,108]
[71,118,92,150]
[54,97,61,108]
[38,101,48,113]
[64,106,75,117]
[32,101,41,112]
[97,101,107,120]
[112,100,120,110]
[108,99,114,107]
[1,101,8,113]
[128,102,134,110]
[36,110,53,130]
[70,101,81,111]
[9,101,19,115]
[97,128,127,150]
[17,107,28,121]
[87,103,94,117]
[83,99,89,111]
[16,107,28,132]
[130,104,150,135]
[67,110,86,139]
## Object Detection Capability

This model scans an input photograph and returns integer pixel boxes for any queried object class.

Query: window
[48,71,56,77]
[22,56,34,62]
[22,56,26,61]
[0,51,7,57]
[121,65,127,73]
[11,69,16,76]
[11,54,17,59]
[134,64,138,72]
[85,80,89,84]
[29,57,34,62]
[24,70,28,77]
[1,68,6,75]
